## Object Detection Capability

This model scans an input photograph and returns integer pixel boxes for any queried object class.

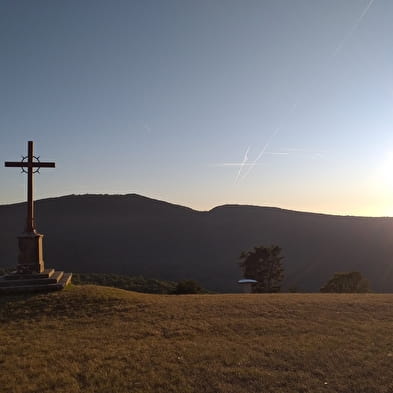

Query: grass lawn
[0,285,392,393]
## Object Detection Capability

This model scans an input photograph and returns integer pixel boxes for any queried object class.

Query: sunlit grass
[1,286,393,393]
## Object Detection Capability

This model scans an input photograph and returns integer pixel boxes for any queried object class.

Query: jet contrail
[239,100,299,181]
[332,0,375,57]
[231,1,374,184]
[235,146,250,183]
[241,126,281,181]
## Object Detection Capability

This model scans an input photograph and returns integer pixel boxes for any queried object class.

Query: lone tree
[174,280,204,294]
[320,271,370,293]
[239,245,284,293]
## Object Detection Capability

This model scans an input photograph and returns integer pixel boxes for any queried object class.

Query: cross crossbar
[5,162,55,168]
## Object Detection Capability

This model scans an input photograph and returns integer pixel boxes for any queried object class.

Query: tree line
[239,245,370,293]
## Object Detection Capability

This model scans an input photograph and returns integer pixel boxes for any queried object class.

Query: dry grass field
[1,285,393,393]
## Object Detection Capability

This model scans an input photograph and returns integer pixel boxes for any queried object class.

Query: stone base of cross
[17,233,45,274]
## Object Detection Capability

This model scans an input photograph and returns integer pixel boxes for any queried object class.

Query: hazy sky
[1,0,392,216]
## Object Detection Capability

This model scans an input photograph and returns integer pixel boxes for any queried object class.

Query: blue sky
[1,0,392,216]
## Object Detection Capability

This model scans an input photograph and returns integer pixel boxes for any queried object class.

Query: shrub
[320,271,370,293]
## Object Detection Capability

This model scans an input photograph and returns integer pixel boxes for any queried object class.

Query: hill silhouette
[1,194,393,292]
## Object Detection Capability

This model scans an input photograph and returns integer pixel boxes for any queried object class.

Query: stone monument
[0,141,72,293]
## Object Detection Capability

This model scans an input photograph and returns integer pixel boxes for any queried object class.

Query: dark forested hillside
[1,194,393,292]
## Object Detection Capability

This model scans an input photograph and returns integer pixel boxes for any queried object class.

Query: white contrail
[230,1,374,184]
[213,151,290,167]
[239,100,299,181]
[332,0,375,57]
[241,126,281,181]
[235,146,250,183]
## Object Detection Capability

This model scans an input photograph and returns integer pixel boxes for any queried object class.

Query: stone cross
[4,141,55,273]
[5,141,55,234]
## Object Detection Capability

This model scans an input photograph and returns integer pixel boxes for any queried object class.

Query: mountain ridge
[1,193,393,292]
[4,193,388,218]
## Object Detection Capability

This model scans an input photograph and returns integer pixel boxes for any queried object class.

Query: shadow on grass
[0,285,139,323]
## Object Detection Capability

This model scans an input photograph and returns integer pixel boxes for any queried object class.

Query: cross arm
[5,162,55,168]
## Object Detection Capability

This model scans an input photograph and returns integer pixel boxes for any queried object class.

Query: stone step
[0,282,60,294]
[0,271,63,287]
[56,272,72,290]
[3,268,55,280]
[0,271,72,294]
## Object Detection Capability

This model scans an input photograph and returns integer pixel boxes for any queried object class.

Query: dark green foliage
[239,245,284,293]
[0,267,13,275]
[174,280,204,294]
[320,271,370,293]
[72,273,177,294]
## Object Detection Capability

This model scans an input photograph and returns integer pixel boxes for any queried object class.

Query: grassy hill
[2,194,393,292]
[71,272,179,294]
[1,286,393,393]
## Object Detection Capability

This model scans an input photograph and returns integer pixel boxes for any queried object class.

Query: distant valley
[1,194,393,292]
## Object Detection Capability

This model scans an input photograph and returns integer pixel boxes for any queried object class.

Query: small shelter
[237,279,257,293]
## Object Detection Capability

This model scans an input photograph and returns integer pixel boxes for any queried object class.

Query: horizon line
[0,192,391,219]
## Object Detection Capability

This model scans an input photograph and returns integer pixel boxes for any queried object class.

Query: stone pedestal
[0,230,72,293]
[17,232,45,274]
